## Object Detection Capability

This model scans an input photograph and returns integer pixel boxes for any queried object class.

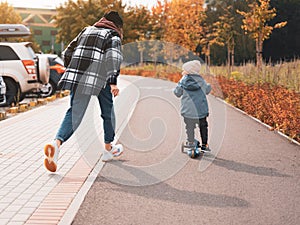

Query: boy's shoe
[111,144,124,157]
[201,144,211,153]
[185,141,195,149]
[44,141,60,172]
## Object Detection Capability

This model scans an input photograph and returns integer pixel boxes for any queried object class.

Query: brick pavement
[0,76,139,225]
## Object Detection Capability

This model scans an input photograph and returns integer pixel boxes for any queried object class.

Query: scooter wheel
[187,149,195,158]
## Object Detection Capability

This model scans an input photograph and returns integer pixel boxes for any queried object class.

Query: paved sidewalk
[0,76,139,225]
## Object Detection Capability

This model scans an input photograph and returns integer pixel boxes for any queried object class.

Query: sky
[1,0,158,9]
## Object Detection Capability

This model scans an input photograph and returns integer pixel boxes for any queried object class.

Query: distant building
[14,7,63,54]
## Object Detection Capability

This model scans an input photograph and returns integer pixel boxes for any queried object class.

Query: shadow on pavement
[203,157,291,178]
[97,161,250,209]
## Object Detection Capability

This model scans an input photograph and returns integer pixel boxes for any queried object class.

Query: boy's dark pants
[184,117,208,145]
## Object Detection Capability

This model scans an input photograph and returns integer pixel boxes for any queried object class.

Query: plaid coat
[58,26,123,95]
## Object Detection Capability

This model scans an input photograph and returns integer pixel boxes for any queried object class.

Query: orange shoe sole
[112,150,123,158]
[44,144,57,172]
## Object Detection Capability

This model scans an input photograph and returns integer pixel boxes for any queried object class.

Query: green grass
[210,60,300,92]
[123,60,300,92]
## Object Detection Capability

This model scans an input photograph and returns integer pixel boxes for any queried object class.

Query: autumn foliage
[217,77,299,142]
[121,67,300,143]
[237,0,287,69]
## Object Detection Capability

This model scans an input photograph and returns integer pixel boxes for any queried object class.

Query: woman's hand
[110,84,119,97]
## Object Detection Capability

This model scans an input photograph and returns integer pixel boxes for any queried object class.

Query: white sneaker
[101,144,123,162]
[102,150,114,162]
[111,144,124,157]
[44,141,60,172]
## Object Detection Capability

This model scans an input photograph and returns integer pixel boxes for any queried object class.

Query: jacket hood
[94,17,123,39]
[180,74,204,91]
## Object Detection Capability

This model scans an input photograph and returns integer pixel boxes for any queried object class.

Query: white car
[0,24,50,106]
[0,76,6,106]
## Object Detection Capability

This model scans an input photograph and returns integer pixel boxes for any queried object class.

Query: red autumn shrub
[217,76,300,142]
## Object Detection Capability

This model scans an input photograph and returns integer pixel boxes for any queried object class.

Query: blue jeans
[55,85,115,144]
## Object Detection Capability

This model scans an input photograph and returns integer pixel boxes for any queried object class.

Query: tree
[0,1,22,24]
[0,1,23,42]
[150,0,170,40]
[55,0,102,45]
[237,0,287,69]
[204,0,254,65]
[55,0,156,45]
[55,0,126,45]
[198,17,220,66]
[163,0,205,52]
[0,2,41,50]
[125,5,152,43]
[214,5,239,71]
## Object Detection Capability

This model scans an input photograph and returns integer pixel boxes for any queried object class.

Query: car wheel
[19,93,26,102]
[40,79,56,98]
[3,77,20,106]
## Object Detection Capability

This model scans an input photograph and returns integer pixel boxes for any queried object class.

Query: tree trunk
[231,50,234,67]
[207,43,211,66]
[256,39,259,66]
[231,38,235,67]
[227,46,231,77]
[140,49,144,66]
[256,34,263,71]
[258,35,264,80]
[256,38,261,82]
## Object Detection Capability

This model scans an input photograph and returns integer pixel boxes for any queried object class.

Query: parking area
[0,24,66,109]
[0,90,69,122]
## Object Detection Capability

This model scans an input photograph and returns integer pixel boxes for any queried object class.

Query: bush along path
[121,68,300,143]
[216,76,300,143]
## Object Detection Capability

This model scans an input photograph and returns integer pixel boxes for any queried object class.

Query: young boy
[174,60,211,152]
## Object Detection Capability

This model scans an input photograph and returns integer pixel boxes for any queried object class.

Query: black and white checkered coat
[58,26,123,95]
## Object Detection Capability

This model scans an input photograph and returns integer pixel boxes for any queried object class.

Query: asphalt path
[72,76,299,225]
